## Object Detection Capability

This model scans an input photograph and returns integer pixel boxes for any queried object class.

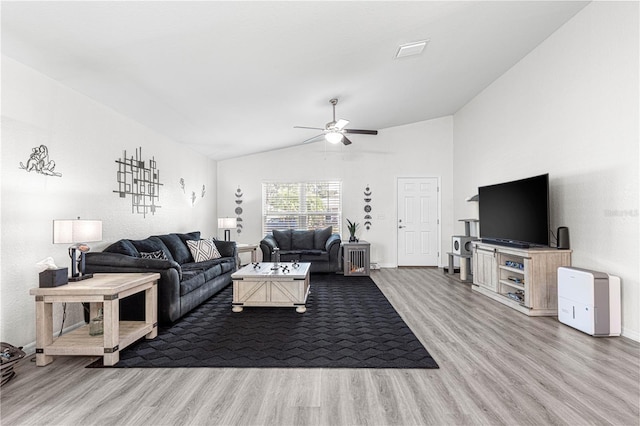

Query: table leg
[145,282,158,339]
[102,297,120,366]
[35,299,53,366]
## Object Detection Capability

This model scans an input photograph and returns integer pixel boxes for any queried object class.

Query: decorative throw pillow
[140,250,168,260]
[186,238,222,263]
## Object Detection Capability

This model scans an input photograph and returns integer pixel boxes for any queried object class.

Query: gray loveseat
[85,231,236,325]
[260,227,341,273]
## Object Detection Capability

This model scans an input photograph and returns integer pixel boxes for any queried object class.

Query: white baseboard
[622,327,640,342]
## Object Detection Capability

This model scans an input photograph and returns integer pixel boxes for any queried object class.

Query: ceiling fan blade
[302,134,325,144]
[344,129,378,135]
[342,135,353,145]
[294,126,324,131]
[335,119,349,130]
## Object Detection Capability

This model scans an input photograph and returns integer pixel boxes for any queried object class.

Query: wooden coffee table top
[232,262,310,280]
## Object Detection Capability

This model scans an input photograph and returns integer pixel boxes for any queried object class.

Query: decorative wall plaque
[235,187,244,234]
[364,185,372,230]
[114,147,163,217]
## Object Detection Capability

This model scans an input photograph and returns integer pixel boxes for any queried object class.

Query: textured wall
[1,57,218,348]
[217,116,454,268]
[452,2,639,340]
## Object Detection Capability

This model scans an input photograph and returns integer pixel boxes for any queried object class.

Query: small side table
[342,241,371,276]
[29,272,159,366]
[236,243,259,266]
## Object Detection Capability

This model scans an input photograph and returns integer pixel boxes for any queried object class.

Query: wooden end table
[29,272,159,366]
[236,243,259,267]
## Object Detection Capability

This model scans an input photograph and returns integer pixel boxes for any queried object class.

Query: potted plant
[346,219,359,242]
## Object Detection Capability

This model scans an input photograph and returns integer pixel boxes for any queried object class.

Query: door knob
[398,225,405,229]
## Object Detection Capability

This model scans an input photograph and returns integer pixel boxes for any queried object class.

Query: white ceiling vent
[395,40,429,59]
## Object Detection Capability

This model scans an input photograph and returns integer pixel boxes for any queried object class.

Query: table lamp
[53,218,103,281]
[218,217,237,241]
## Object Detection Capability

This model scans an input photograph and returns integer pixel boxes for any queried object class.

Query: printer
[557,266,621,336]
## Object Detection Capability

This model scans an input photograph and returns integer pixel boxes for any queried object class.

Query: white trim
[395,176,441,267]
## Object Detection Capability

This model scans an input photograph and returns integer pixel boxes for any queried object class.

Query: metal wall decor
[179,178,206,206]
[19,145,62,177]
[364,185,373,230]
[235,187,243,234]
[114,147,163,217]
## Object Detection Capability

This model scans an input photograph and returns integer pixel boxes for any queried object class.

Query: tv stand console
[472,241,571,316]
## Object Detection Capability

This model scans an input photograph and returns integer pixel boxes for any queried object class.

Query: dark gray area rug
[87,274,439,369]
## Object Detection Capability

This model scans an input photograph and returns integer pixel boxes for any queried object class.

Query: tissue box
[39,268,69,287]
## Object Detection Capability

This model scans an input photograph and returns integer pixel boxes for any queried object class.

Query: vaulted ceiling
[2,1,589,160]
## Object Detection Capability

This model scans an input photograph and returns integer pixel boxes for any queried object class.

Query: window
[262,181,342,235]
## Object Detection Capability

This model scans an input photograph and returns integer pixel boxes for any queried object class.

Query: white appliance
[557,266,621,336]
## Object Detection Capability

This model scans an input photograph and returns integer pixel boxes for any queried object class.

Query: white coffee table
[231,262,311,313]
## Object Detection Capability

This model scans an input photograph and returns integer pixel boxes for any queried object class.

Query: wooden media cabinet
[472,241,571,316]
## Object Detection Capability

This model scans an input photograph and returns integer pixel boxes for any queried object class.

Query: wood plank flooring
[2,268,638,425]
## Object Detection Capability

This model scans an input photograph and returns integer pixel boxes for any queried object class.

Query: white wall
[217,116,454,268]
[1,57,218,349]
[453,2,639,340]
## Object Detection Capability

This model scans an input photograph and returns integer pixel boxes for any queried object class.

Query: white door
[397,177,439,266]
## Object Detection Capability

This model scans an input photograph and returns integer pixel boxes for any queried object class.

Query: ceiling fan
[294,98,378,145]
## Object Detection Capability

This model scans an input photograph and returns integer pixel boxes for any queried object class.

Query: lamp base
[69,273,94,282]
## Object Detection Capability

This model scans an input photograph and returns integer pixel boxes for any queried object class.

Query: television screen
[478,174,550,248]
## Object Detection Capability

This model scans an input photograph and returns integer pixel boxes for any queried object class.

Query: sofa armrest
[84,251,182,324]
[325,233,342,252]
[260,235,278,261]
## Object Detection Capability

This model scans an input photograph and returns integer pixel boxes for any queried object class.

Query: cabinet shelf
[472,242,571,316]
[499,265,525,275]
[499,279,525,291]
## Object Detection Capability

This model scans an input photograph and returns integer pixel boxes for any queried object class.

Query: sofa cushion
[103,239,139,257]
[186,238,222,262]
[272,229,292,250]
[130,237,174,262]
[292,230,314,250]
[179,269,207,296]
[314,226,332,249]
[140,250,168,260]
[219,259,235,274]
[156,232,200,264]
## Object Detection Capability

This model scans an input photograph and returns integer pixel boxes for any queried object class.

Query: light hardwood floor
[2,268,639,425]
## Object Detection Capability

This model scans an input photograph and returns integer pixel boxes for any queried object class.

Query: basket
[1,342,26,386]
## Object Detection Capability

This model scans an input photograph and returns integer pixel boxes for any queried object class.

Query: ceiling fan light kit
[325,132,343,144]
[294,98,378,146]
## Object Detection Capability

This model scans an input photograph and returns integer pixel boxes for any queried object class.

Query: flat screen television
[478,173,550,248]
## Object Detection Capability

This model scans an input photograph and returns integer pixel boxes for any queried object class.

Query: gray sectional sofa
[85,231,236,325]
[260,227,341,273]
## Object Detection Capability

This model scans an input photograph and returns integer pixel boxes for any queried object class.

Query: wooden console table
[29,272,159,366]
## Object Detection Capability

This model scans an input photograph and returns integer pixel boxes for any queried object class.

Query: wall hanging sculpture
[364,185,372,230]
[19,145,62,177]
[235,187,244,234]
[179,179,206,206]
[114,147,163,218]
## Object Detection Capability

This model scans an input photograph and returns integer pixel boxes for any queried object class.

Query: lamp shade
[53,220,103,244]
[325,132,343,144]
[217,217,237,229]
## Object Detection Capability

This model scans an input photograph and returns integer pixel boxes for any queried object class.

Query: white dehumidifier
[557,266,621,336]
